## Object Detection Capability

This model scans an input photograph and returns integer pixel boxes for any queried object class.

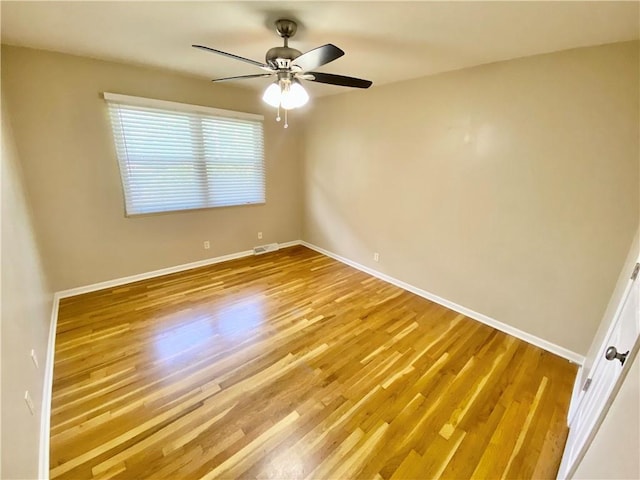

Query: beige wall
[302,41,639,355]
[1,45,303,291]
[1,86,53,478]
[573,353,640,479]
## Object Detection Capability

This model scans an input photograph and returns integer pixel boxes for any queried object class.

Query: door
[558,261,640,479]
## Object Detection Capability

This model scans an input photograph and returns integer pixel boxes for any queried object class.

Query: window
[105,93,265,216]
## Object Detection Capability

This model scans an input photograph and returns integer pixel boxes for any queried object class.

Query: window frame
[104,92,266,217]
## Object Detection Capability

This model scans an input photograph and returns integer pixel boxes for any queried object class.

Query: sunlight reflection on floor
[216,296,265,339]
[152,294,266,364]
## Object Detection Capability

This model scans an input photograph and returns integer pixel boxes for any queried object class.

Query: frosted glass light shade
[262,83,282,108]
[281,82,309,110]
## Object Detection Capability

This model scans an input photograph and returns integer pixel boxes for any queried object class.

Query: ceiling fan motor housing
[266,46,302,69]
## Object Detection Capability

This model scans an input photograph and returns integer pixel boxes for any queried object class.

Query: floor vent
[253,243,280,255]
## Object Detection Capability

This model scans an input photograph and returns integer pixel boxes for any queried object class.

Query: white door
[558,261,640,479]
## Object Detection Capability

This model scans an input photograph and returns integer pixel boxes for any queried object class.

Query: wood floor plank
[50,245,577,479]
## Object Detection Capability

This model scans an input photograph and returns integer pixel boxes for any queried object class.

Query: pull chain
[276,104,281,122]
[284,109,288,128]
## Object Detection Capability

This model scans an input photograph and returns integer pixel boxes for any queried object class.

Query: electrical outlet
[203,241,210,250]
[373,252,380,262]
[258,232,263,240]
[24,391,35,415]
[30,349,39,369]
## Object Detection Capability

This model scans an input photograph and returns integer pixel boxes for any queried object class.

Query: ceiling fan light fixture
[262,80,309,111]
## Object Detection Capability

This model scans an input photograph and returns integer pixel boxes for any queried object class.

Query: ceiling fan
[193,19,372,127]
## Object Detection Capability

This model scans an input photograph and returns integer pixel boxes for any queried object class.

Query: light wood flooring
[50,245,577,479]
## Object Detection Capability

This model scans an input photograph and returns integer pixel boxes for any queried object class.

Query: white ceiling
[1,1,638,96]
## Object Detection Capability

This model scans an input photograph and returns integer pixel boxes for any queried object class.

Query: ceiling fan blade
[193,44,267,68]
[292,44,344,72]
[212,73,274,83]
[305,72,373,89]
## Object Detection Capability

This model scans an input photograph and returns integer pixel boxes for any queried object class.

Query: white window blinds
[105,93,265,216]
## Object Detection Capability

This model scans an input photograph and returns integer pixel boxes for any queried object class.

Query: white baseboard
[39,293,60,480]
[56,240,301,299]
[278,240,301,249]
[300,241,584,365]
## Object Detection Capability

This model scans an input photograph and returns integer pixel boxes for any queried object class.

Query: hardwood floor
[50,245,577,479]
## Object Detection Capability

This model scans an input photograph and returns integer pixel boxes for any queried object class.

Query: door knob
[605,346,629,365]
